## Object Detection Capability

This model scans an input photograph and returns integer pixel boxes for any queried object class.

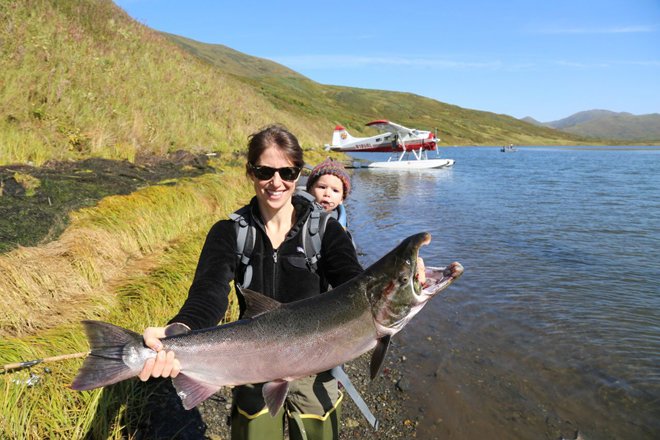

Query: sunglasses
[248,163,301,181]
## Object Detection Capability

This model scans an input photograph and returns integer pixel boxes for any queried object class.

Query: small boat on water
[501,144,517,153]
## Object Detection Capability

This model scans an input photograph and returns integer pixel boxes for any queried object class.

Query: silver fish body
[71,232,463,414]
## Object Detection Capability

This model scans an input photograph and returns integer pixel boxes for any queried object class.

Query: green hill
[161,32,594,147]
[1,0,602,167]
[0,0,329,166]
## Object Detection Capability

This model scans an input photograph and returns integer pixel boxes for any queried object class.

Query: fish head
[366,232,463,335]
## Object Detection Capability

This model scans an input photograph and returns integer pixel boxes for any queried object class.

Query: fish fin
[70,321,142,391]
[370,335,391,380]
[262,380,290,417]
[171,374,222,410]
[238,287,282,319]
[164,323,192,337]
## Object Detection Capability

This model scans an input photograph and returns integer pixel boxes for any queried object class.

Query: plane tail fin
[331,125,355,147]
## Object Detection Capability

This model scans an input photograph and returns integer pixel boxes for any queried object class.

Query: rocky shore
[129,342,419,439]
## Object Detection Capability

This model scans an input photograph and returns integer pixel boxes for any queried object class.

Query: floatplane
[324,120,455,169]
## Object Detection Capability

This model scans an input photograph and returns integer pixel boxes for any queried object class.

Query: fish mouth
[406,232,462,298]
[420,262,464,298]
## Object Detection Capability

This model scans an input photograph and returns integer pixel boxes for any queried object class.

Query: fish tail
[70,320,143,391]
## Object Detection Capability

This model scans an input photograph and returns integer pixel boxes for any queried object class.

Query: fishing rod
[1,351,89,372]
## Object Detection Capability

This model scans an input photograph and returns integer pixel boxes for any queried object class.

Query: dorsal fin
[238,286,282,319]
[370,335,391,380]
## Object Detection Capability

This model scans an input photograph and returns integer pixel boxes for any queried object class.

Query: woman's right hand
[138,326,182,381]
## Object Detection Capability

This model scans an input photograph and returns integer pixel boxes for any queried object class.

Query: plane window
[412,130,419,135]
[376,138,381,142]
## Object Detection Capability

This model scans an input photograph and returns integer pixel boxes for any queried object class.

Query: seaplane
[324,120,455,169]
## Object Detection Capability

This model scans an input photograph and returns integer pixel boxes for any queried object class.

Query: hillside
[0,0,329,166]
[161,33,594,147]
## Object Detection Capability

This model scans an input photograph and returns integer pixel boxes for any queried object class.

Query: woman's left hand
[417,257,426,285]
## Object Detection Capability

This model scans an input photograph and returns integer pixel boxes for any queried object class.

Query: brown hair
[246,125,304,176]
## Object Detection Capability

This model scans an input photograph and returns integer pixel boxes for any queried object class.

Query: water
[344,147,660,439]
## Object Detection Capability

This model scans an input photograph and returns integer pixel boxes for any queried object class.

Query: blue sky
[115,0,659,122]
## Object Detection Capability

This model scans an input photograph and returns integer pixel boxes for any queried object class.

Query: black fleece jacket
[169,196,364,330]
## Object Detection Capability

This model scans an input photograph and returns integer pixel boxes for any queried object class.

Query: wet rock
[396,376,411,392]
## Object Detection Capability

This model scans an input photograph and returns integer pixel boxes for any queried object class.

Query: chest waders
[228,196,377,439]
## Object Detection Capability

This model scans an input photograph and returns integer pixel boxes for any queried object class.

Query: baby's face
[310,174,344,211]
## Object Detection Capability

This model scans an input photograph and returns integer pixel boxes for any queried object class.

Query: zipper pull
[273,250,278,263]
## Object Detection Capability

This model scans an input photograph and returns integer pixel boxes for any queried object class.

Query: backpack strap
[229,205,255,289]
[302,206,331,272]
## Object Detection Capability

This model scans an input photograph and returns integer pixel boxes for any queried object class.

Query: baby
[306,158,350,227]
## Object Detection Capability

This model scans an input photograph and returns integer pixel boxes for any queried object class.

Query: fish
[70,232,463,416]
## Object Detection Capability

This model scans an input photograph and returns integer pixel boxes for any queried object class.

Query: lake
[345,146,660,439]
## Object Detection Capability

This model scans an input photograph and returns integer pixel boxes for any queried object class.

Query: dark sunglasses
[248,163,301,181]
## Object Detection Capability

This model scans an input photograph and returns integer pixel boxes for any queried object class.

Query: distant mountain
[520,110,659,141]
[561,113,660,141]
[520,116,546,127]
[546,110,632,130]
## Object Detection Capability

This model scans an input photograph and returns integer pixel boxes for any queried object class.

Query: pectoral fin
[262,380,290,417]
[172,374,221,410]
[238,287,283,319]
[370,335,391,380]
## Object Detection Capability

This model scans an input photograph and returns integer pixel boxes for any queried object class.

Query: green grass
[0,167,254,337]
[0,166,252,439]
[0,0,327,166]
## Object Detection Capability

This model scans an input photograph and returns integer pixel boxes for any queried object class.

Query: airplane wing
[366,120,414,137]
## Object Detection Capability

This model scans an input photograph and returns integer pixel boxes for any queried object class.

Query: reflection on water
[346,147,660,439]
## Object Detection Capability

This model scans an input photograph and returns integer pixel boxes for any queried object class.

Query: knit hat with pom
[306,159,351,200]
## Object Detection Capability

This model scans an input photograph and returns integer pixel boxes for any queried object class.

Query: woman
[138,125,366,439]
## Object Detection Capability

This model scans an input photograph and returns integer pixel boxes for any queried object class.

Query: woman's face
[248,145,300,215]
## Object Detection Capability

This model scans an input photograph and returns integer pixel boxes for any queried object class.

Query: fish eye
[406,259,411,265]
[400,275,409,284]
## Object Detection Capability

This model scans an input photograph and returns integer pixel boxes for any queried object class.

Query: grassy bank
[0,226,240,439]
[0,167,252,337]
[0,170,249,438]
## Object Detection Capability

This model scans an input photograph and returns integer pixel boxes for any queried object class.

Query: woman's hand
[138,326,182,381]
[417,257,426,285]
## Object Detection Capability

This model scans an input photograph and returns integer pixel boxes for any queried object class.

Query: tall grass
[0,0,327,166]
[0,166,252,438]
[0,167,252,337]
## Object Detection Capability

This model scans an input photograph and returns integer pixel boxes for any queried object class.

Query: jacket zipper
[272,249,279,298]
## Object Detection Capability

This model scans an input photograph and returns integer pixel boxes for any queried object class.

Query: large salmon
[71,232,463,416]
